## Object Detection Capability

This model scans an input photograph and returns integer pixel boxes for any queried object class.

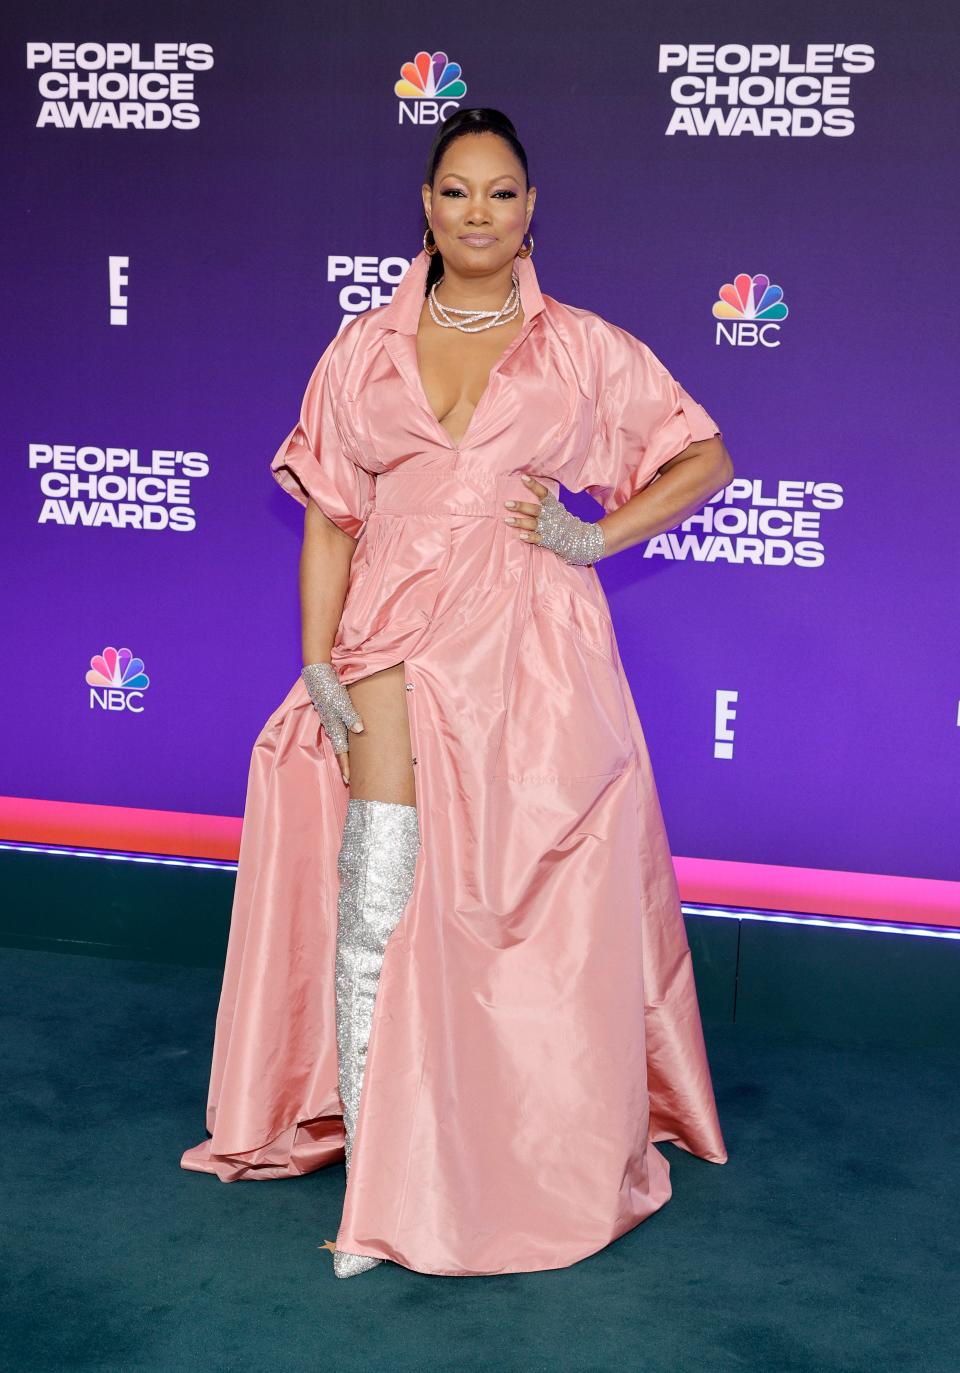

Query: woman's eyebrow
[438,172,521,186]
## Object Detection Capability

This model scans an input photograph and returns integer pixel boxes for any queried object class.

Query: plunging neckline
[413,306,530,451]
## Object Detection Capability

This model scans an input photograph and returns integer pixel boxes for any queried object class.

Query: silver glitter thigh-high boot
[333,797,420,1279]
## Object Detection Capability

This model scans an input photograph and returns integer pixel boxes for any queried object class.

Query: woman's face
[422,131,536,278]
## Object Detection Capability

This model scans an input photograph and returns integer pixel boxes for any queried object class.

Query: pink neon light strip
[0,796,957,928]
[672,856,959,928]
[0,796,241,862]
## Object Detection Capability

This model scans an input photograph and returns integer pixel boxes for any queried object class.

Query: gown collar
[373,247,545,334]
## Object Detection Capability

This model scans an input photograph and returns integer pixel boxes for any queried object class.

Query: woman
[182,108,732,1279]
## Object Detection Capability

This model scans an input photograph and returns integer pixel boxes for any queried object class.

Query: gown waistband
[373,467,560,518]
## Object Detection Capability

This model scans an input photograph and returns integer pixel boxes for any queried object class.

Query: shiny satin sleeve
[270,328,375,541]
[560,317,722,514]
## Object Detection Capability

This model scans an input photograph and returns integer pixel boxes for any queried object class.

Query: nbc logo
[86,646,150,714]
[712,272,788,348]
[395,50,466,125]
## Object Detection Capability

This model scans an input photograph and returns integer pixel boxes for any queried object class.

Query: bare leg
[332,662,419,1279]
[344,662,417,805]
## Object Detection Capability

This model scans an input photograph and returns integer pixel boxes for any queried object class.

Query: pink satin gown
[181,247,729,1276]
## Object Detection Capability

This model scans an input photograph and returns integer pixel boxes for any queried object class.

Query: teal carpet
[2,944,957,1372]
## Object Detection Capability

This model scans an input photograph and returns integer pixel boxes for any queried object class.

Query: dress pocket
[492,581,632,783]
[537,579,617,665]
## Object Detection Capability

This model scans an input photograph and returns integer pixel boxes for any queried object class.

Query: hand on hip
[503,474,606,566]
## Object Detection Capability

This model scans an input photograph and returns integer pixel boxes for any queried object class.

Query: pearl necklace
[427,273,521,333]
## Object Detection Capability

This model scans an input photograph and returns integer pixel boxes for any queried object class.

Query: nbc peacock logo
[86,645,150,714]
[395,50,466,126]
[712,272,789,348]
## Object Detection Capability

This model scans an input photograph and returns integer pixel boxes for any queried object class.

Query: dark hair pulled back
[421,108,530,294]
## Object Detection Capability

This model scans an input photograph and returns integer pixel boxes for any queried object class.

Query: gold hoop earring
[516,231,534,259]
[423,227,439,257]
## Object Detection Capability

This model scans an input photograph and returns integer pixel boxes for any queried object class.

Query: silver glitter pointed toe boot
[332,1248,382,1279]
[332,796,420,1279]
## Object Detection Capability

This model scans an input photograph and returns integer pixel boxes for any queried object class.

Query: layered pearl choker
[427,273,521,333]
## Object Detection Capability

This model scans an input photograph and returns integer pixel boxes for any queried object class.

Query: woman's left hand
[503,473,606,566]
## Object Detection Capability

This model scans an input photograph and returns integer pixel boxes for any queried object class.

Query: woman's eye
[439,189,518,199]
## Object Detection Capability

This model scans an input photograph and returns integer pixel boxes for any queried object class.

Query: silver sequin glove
[535,492,606,566]
[301,661,363,755]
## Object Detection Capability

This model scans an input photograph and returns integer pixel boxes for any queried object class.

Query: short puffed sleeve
[270,330,375,540]
[561,318,722,514]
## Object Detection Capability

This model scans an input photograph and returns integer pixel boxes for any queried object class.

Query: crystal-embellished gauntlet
[301,661,362,754]
[535,492,606,566]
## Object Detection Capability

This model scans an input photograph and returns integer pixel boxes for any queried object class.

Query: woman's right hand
[301,662,364,783]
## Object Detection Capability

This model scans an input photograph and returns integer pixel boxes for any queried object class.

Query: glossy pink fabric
[181,248,728,1275]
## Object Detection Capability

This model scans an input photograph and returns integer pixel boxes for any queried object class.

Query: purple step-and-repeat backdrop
[2,2,957,886]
